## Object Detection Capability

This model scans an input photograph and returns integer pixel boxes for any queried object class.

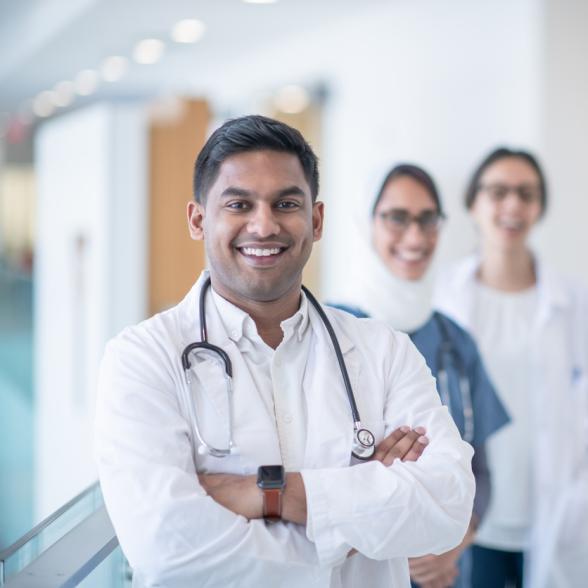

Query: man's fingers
[373,426,429,466]
[373,426,410,461]
[402,434,429,462]
[381,430,427,466]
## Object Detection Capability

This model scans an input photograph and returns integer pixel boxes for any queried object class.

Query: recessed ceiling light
[133,39,165,64]
[274,85,310,114]
[33,91,56,118]
[53,81,75,107]
[101,56,129,82]
[172,19,206,43]
[242,0,278,4]
[75,69,99,96]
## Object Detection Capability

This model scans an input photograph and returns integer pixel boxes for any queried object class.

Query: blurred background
[0,0,587,555]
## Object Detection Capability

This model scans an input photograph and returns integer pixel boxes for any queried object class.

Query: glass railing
[0,482,126,587]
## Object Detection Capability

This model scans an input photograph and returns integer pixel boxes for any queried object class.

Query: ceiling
[0,0,385,121]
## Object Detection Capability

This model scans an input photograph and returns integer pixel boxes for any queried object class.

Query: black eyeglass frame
[476,182,542,204]
[376,209,446,235]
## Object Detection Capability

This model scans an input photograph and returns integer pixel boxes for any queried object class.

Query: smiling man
[95,115,475,588]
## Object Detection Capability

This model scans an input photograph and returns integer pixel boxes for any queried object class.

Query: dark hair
[193,114,319,203]
[371,163,443,217]
[464,147,548,214]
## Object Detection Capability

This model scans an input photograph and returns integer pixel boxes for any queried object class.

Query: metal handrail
[3,507,119,588]
[0,483,99,565]
[0,482,124,587]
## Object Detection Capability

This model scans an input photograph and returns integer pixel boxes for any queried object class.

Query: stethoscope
[434,314,474,444]
[181,277,376,461]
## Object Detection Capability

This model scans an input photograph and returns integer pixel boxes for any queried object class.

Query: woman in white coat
[434,147,588,588]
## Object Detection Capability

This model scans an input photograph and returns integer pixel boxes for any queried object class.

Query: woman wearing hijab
[332,163,509,588]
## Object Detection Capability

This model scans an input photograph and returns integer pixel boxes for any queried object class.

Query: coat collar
[179,271,345,351]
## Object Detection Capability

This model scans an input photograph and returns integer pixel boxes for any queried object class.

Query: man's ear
[187,201,205,240]
[312,201,325,242]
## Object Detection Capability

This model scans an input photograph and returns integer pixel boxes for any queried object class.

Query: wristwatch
[257,465,286,521]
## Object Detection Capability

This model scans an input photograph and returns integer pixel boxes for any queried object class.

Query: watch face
[357,428,375,448]
[257,465,285,489]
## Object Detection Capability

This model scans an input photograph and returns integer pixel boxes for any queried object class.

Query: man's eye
[276,200,300,210]
[226,201,250,210]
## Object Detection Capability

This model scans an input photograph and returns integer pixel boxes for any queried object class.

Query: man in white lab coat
[95,115,475,587]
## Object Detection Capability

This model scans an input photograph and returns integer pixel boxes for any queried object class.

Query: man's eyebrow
[219,185,307,198]
[220,187,253,198]
[277,186,306,198]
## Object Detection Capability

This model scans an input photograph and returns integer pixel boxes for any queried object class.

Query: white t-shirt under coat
[471,283,538,551]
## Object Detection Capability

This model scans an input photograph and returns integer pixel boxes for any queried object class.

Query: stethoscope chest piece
[352,425,375,460]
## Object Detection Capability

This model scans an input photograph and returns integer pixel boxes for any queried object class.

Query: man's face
[187,150,323,306]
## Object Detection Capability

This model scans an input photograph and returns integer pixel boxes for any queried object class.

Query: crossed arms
[199,426,430,524]
[201,427,477,588]
[96,333,475,585]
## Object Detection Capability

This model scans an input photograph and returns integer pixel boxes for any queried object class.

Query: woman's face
[372,175,441,281]
[470,156,543,251]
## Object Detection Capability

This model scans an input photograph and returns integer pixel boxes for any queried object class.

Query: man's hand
[198,473,262,520]
[372,426,429,466]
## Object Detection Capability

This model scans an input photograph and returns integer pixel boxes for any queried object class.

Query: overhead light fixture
[52,81,75,107]
[172,19,206,43]
[274,85,310,114]
[133,39,165,64]
[33,91,56,118]
[242,0,278,4]
[101,56,129,82]
[75,69,99,96]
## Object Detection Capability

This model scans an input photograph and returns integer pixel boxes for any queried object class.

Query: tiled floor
[0,264,33,550]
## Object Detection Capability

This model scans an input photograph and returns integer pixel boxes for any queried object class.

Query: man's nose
[247,204,280,237]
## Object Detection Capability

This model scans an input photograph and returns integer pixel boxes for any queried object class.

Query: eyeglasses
[477,183,542,204]
[377,209,445,235]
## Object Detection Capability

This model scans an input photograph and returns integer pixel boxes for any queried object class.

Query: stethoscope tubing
[300,285,362,426]
[182,277,375,460]
[434,314,474,445]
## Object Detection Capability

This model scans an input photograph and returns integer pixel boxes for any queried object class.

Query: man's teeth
[241,247,282,257]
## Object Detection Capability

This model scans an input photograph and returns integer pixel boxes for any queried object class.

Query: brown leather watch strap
[262,488,283,520]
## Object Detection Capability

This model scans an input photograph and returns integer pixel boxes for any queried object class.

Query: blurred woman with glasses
[332,163,509,588]
[435,148,588,588]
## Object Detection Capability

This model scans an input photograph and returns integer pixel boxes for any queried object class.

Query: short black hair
[464,147,548,215]
[193,114,320,203]
[371,163,443,217]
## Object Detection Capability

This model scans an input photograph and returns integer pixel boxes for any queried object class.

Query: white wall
[34,102,147,518]
[534,0,588,279]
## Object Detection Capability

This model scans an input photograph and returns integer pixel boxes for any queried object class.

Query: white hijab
[337,171,435,334]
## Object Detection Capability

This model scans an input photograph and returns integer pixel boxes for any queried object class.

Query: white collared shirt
[211,288,311,470]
